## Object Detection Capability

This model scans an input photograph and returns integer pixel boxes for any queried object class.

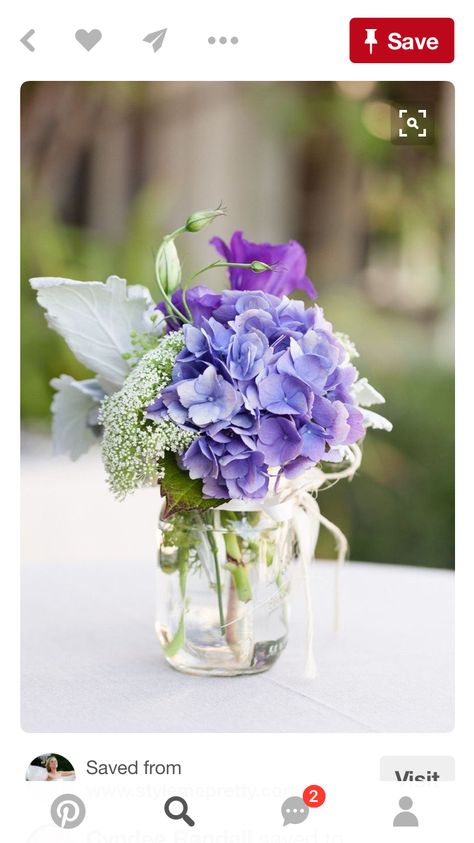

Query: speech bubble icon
[281,796,309,826]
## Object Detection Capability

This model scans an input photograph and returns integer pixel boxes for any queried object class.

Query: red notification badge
[303,784,326,808]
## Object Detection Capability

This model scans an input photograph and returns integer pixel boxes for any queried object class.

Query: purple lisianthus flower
[257,416,302,466]
[257,373,313,416]
[210,231,317,299]
[157,284,222,330]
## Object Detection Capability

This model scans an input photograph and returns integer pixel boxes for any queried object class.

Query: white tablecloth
[21,558,453,733]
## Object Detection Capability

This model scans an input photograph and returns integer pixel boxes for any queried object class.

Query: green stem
[177,546,188,599]
[167,226,187,240]
[185,260,269,287]
[209,530,225,635]
[164,613,185,657]
[224,530,242,562]
[181,287,193,322]
[154,267,188,323]
[224,559,252,603]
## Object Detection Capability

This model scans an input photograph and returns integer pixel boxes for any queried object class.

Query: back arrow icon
[20,29,35,52]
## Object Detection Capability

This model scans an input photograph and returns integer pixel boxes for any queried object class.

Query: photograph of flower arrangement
[21,82,454,732]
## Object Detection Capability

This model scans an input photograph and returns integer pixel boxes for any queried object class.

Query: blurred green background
[21,81,454,568]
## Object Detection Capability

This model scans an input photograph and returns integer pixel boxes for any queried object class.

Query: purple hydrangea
[182,436,268,500]
[257,373,313,416]
[227,326,270,382]
[257,416,302,466]
[148,285,366,500]
[158,364,242,428]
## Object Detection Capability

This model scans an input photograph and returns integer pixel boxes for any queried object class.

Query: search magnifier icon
[164,796,195,827]
[407,117,420,130]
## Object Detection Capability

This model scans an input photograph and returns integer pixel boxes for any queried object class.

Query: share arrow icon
[143,28,167,53]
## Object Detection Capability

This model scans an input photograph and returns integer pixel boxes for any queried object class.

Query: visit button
[380,756,455,782]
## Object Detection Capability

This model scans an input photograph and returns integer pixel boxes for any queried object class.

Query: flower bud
[185,207,226,233]
[156,238,181,295]
[250,261,272,273]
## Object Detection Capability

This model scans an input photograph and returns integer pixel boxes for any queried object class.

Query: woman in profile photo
[45,756,75,780]
[26,753,76,781]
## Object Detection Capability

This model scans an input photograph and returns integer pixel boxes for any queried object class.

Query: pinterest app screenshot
[2,0,469,839]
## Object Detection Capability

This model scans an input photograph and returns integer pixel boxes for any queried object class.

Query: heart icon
[75,29,102,51]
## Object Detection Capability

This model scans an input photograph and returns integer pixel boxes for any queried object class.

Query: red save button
[350,18,454,63]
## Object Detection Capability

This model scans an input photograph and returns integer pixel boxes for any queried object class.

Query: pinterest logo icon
[50,794,86,829]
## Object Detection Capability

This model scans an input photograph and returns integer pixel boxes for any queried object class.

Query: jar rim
[158,514,285,533]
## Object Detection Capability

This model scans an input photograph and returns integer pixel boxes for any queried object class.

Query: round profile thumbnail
[26,754,76,781]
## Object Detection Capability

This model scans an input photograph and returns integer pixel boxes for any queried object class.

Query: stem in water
[209,530,225,635]
[225,576,240,648]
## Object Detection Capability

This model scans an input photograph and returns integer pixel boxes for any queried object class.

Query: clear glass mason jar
[156,509,294,676]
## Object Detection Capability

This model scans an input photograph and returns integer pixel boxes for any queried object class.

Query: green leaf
[30,275,154,388]
[160,452,225,516]
[50,375,104,460]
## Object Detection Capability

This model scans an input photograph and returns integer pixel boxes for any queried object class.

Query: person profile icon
[393,796,419,827]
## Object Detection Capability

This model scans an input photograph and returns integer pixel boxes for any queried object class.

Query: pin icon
[364,28,378,54]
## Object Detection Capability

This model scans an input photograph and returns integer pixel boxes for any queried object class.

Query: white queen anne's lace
[98,331,196,498]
